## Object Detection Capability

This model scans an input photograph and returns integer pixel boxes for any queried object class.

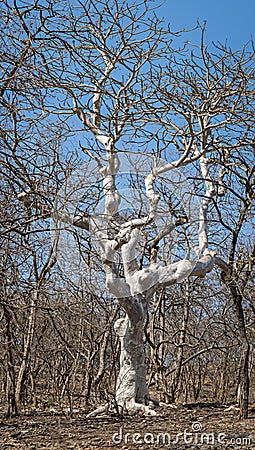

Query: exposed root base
[86,403,110,418]
[224,405,240,412]
[86,399,157,418]
[125,399,157,416]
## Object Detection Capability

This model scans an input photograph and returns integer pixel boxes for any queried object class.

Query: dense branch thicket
[0,0,255,419]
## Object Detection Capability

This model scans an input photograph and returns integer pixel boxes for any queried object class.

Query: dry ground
[1,403,255,450]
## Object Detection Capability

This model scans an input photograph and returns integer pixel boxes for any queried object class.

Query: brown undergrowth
[1,403,255,449]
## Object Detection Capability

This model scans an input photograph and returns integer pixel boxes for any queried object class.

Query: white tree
[56,108,230,416]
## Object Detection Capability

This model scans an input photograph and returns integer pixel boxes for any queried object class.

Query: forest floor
[1,402,255,450]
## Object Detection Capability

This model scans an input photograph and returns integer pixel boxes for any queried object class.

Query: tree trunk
[4,306,18,417]
[114,308,156,415]
[147,291,168,402]
[238,341,250,420]
[169,281,190,403]
[15,289,37,409]
[229,282,250,419]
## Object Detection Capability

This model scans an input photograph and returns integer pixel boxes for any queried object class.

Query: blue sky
[161,0,255,49]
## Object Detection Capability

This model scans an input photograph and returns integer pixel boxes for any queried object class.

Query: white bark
[70,86,230,415]
[114,313,156,416]
[51,137,230,415]
[198,154,216,255]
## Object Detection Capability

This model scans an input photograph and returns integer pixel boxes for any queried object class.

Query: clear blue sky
[161,0,255,49]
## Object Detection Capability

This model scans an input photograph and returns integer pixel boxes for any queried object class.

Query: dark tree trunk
[229,282,250,419]
[3,305,18,417]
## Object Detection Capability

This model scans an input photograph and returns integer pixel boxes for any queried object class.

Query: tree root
[86,403,110,418]
[224,404,240,412]
[86,399,157,418]
[125,399,157,416]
